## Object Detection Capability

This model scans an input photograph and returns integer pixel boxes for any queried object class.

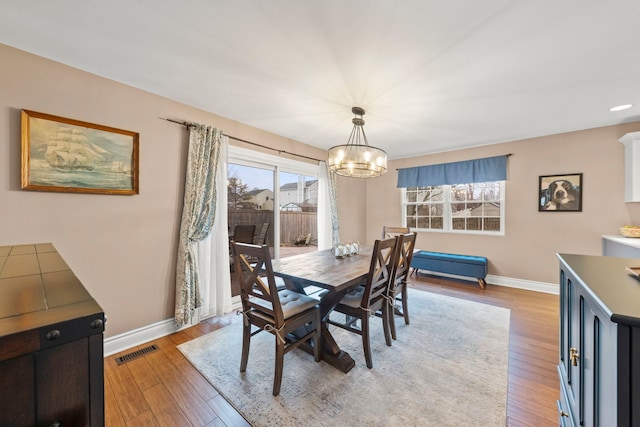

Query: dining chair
[327,237,398,368]
[232,242,321,396]
[382,225,409,239]
[388,232,417,340]
[232,224,256,244]
[253,222,270,245]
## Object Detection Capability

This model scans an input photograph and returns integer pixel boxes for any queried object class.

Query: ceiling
[2,1,640,160]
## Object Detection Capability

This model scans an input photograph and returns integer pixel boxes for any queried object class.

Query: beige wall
[367,124,640,284]
[3,43,640,339]
[0,44,327,337]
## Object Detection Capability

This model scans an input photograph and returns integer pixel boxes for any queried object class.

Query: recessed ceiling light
[609,104,634,112]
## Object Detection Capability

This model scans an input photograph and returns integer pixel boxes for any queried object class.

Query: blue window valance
[397,155,508,188]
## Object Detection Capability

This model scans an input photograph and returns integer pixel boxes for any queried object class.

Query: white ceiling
[2,1,640,159]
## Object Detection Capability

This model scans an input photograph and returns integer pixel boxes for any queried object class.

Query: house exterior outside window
[402,181,505,235]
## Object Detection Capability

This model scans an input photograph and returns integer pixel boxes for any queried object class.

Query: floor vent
[115,344,159,365]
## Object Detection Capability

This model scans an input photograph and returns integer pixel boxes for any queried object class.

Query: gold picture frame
[21,110,139,195]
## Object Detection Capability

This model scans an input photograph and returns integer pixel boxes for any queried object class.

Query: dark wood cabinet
[557,253,640,427]
[0,243,105,427]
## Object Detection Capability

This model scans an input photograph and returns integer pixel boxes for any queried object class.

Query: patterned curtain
[175,124,223,326]
[195,135,232,319]
[324,162,341,246]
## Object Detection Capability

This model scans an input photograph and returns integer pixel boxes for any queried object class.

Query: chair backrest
[232,242,284,325]
[392,232,417,287]
[233,224,256,244]
[382,226,410,239]
[254,222,270,245]
[359,237,398,309]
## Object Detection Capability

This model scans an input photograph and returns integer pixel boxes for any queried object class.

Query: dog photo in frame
[538,173,582,212]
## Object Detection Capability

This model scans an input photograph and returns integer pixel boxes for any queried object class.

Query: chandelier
[327,107,387,178]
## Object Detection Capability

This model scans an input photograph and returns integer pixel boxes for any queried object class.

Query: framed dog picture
[538,173,582,212]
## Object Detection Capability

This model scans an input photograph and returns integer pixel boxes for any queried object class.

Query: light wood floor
[104,275,559,426]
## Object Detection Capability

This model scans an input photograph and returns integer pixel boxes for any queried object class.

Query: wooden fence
[229,210,317,246]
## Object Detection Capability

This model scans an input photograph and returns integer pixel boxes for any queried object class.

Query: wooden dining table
[270,247,373,373]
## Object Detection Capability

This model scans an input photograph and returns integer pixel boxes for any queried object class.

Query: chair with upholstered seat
[327,237,398,368]
[388,232,417,340]
[232,242,321,396]
[382,225,409,239]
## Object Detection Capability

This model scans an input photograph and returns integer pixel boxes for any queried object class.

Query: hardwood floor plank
[104,379,127,427]
[125,411,159,426]
[126,354,162,392]
[104,349,143,397]
[104,355,151,421]
[141,383,192,425]
[207,394,251,427]
[145,348,219,426]
[205,417,229,427]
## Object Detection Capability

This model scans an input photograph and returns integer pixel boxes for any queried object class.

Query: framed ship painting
[21,110,139,195]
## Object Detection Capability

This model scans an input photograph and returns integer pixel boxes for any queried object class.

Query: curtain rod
[160,117,323,163]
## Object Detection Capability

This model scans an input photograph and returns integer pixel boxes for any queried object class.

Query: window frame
[401,181,505,236]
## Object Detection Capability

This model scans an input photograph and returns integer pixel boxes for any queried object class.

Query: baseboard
[104,318,184,357]
[412,270,559,295]
[104,298,244,356]
[486,274,558,295]
[105,275,557,355]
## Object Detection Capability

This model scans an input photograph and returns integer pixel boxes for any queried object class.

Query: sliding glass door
[227,146,320,299]
[227,162,275,251]
[278,171,318,258]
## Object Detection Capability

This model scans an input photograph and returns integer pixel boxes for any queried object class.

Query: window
[402,181,504,235]
[228,145,320,258]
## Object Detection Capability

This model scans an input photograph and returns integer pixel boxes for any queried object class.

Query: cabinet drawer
[558,377,576,427]
[0,354,35,427]
[0,328,40,362]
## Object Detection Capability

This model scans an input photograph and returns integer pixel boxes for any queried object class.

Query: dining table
[270,246,373,373]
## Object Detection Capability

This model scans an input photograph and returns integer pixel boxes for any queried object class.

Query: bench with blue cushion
[410,250,488,289]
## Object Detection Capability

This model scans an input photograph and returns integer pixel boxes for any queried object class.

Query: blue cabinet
[558,253,640,426]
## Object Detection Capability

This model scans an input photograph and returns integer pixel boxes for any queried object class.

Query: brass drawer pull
[570,347,580,366]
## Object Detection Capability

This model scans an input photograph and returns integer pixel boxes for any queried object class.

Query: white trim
[105,299,245,357]
[104,295,242,357]
[105,273,556,357]
[228,145,318,177]
[103,318,186,357]
[486,274,558,294]
[411,270,558,295]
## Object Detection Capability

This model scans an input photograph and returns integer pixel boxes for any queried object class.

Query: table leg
[316,288,355,372]
[285,278,356,373]
[316,323,355,373]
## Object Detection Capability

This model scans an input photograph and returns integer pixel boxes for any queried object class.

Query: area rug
[178,290,510,427]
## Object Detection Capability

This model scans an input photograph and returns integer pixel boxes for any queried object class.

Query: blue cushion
[413,251,487,265]
[411,250,488,279]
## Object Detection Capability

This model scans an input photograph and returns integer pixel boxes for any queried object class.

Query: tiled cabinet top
[0,243,102,338]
